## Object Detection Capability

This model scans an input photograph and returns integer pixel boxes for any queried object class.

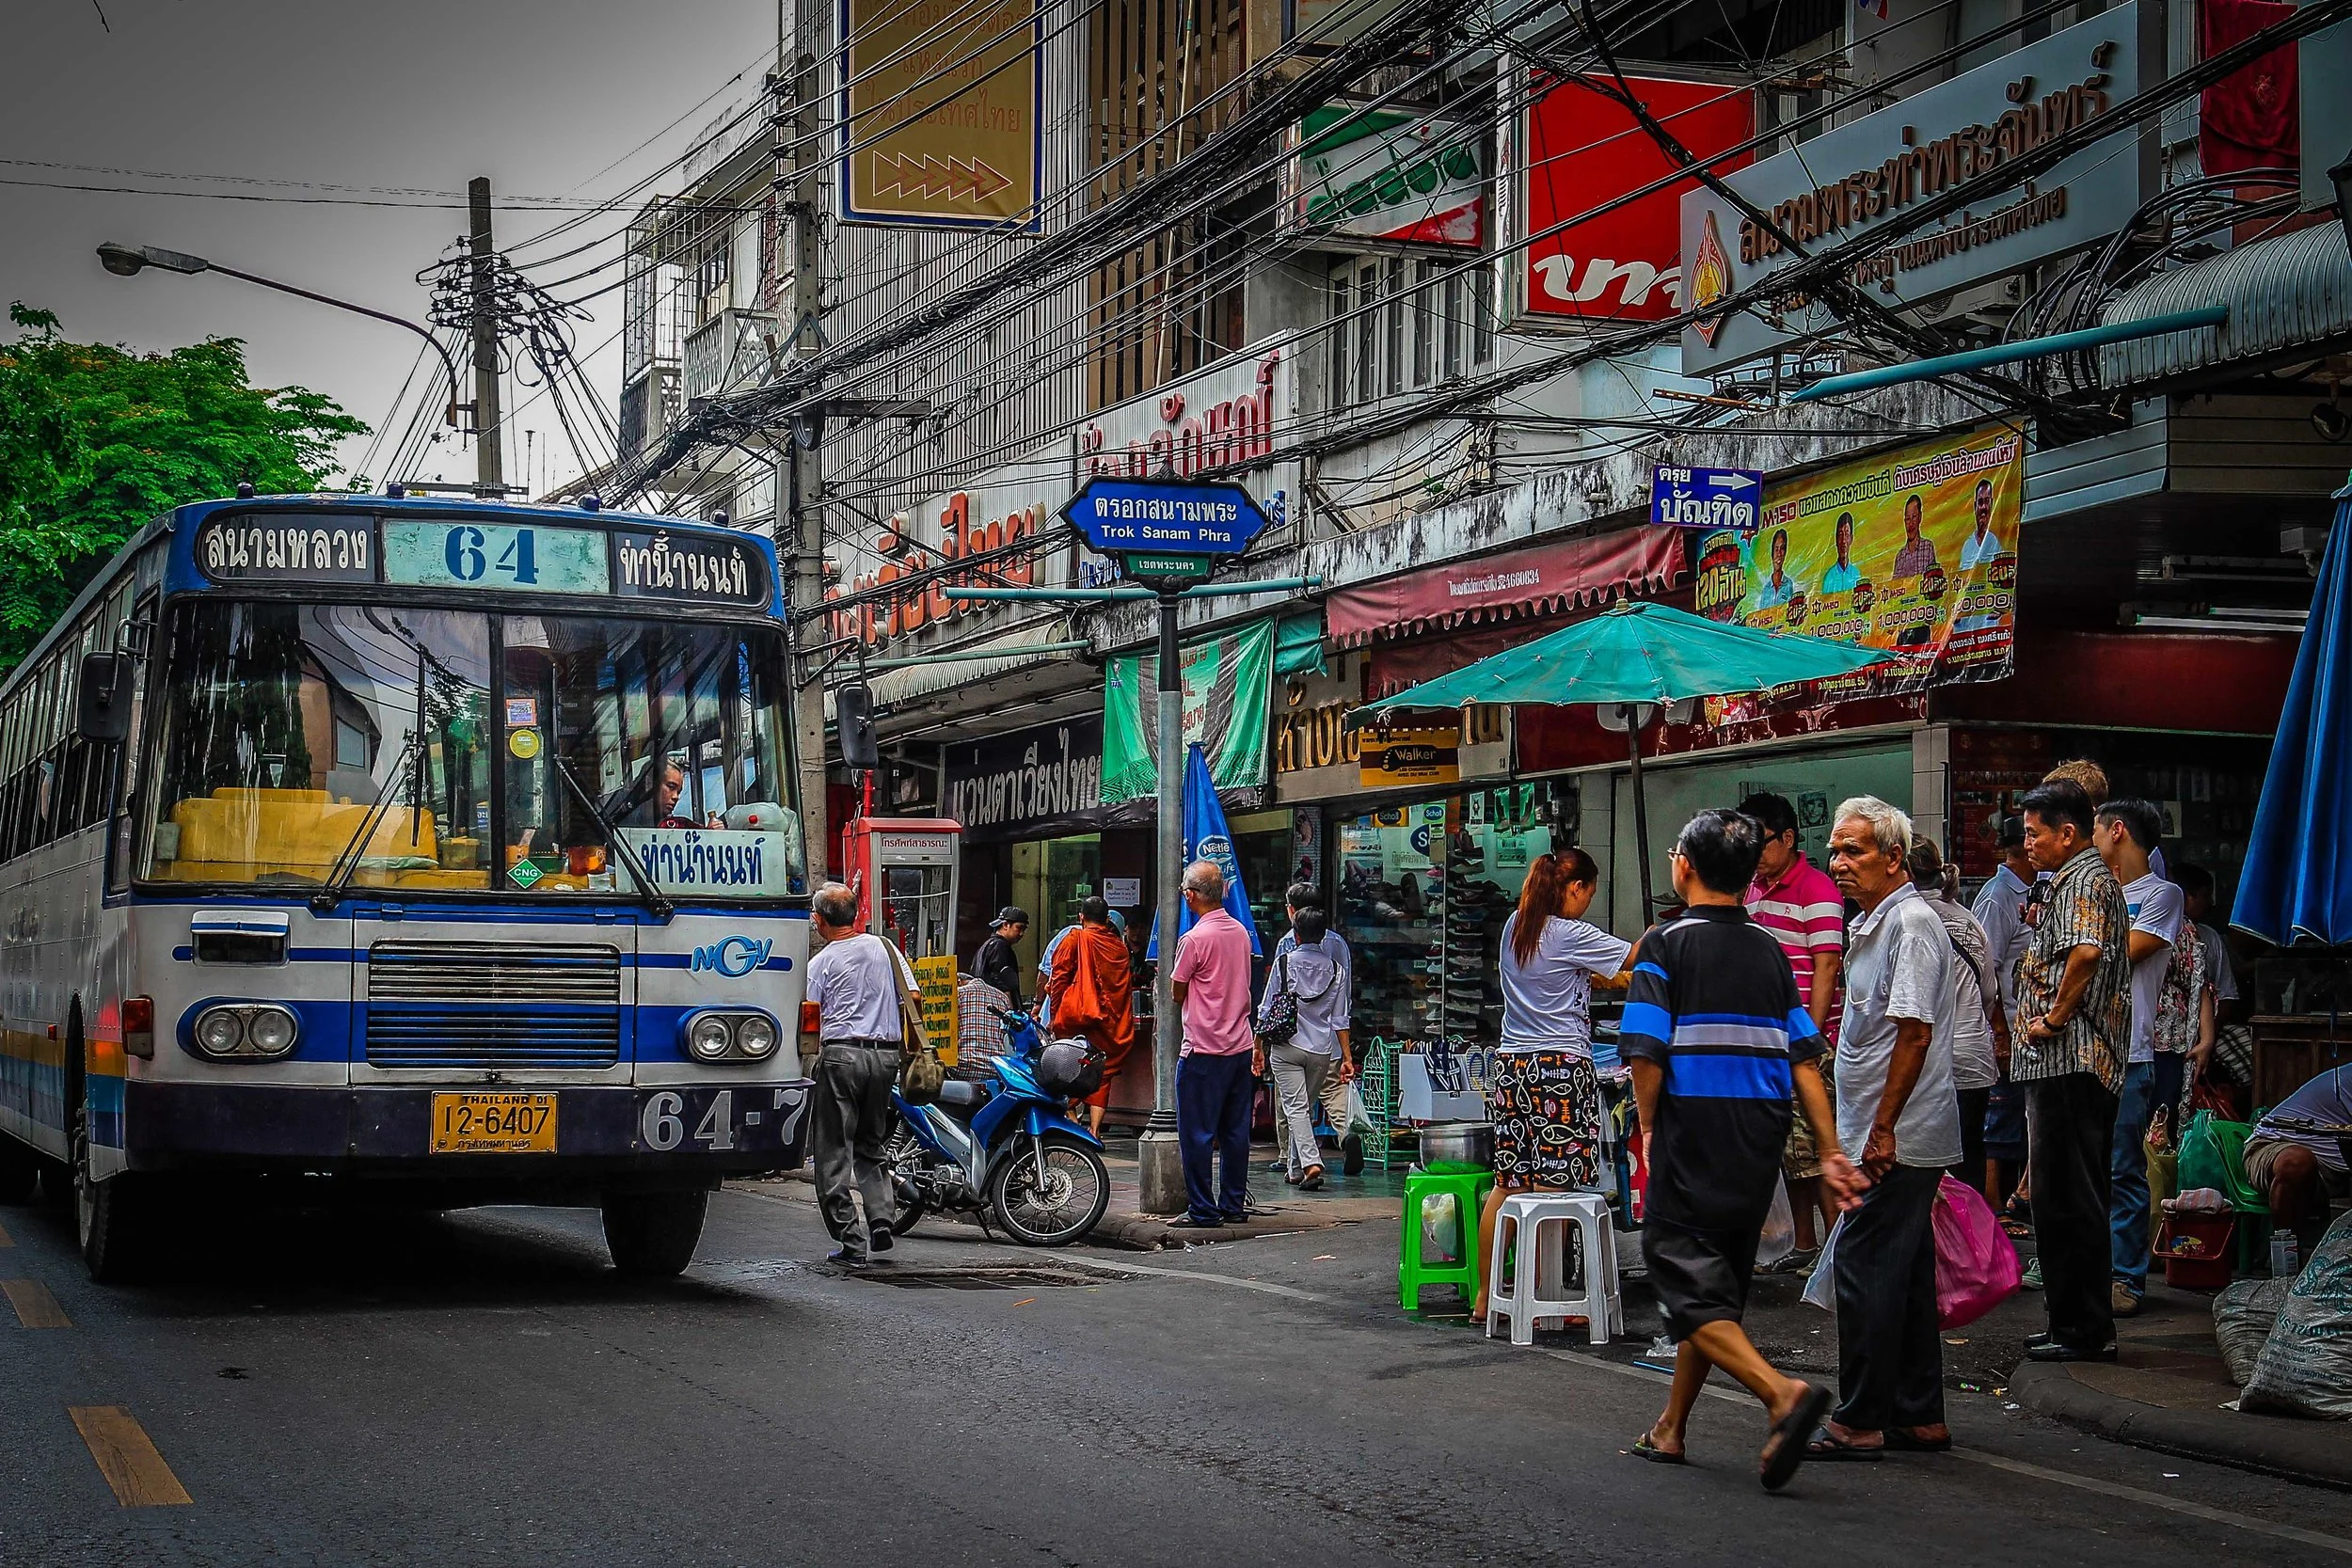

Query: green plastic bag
[2178,1109,2231,1196]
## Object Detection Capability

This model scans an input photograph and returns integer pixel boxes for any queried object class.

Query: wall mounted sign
[1649,466,1764,531]
[838,0,1042,230]
[1285,104,1485,246]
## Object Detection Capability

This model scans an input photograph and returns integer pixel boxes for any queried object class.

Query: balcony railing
[619,364,681,461]
[682,309,781,403]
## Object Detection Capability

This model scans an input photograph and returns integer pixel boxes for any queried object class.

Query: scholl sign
[1650,465,1762,531]
[691,935,776,977]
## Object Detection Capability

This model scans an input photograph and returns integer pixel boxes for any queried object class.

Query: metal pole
[782,40,832,883]
[1627,709,1654,926]
[1137,586,1189,1215]
[468,178,503,497]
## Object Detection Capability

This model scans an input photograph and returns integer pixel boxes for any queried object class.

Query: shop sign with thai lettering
[825,450,1070,648]
[1679,6,2139,374]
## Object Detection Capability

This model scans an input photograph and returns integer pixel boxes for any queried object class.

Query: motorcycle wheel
[881,1122,927,1238]
[987,1133,1109,1247]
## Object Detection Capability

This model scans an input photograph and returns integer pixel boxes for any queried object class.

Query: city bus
[0,493,816,1280]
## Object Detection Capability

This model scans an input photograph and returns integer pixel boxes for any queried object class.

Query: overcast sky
[3,0,776,498]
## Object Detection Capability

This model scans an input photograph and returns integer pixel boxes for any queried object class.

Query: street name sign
[1649,465,1763,531]
[1061,478,1273,559]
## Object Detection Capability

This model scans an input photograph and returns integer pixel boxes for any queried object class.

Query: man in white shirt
[1968,817,2034,1033]
[1812,796,1959,1460]
[803,881,916,1266]
[2094,800,2182,1315]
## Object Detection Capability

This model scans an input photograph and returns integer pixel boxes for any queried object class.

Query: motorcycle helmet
[1037,1037,1106,1100]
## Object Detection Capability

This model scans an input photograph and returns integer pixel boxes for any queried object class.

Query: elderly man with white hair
[1169,859,1258,1228]
[1805,795,1962,1463]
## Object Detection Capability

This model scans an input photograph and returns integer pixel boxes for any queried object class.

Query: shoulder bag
[887,941,946,1105]
[1256,951,1299,1050]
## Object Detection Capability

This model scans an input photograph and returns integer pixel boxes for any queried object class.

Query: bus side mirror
[837,680,880,769]
[75,652,132,743]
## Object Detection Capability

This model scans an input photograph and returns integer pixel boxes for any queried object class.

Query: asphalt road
[7,1179,2352,1568]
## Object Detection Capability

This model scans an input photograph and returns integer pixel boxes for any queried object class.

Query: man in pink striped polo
[1741,793,1848,1268]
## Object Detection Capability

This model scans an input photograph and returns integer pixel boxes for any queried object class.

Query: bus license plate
[430,1092,557,1154]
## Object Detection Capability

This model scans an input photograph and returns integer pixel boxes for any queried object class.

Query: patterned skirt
[1487,1050,1604,1192]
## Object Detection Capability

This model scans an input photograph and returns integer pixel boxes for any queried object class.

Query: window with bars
[1327,254,1496,410]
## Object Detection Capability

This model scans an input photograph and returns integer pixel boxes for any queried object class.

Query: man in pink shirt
[1170,860,1258,1227]
[1740,793,1848,1263]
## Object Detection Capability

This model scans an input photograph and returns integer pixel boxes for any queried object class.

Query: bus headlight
[687,1014,736,1062]
[734,1013,778,1059]
[188,1003,299,1060]
[681,1010,780,1063]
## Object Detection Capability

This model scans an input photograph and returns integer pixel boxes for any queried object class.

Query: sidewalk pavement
[2008,1275,2352,1489]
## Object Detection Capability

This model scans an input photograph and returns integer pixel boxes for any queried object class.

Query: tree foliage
[0,304,366,672]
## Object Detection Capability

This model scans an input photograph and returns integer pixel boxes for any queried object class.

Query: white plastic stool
[1485,1192,1623,1347]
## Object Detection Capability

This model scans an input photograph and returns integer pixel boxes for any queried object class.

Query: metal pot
[1417,1120,1494,1168]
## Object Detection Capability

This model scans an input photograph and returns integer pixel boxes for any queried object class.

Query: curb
[2010,1360,2352,1490]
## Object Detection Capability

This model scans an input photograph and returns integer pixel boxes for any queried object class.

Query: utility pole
[468,177,503,498]
[775,14,832,880]
[1138,585,1188,1213]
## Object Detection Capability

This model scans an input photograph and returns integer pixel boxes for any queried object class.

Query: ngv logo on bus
[690,935,773,977]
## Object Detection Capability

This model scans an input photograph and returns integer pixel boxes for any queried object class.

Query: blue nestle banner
[1146,742,1263,959]
[1650,465,1763,531]
[1061,478,1272,557]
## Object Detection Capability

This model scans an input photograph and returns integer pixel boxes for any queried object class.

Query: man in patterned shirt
[1741,793,1846,1265]
[2010,780,2133,1361]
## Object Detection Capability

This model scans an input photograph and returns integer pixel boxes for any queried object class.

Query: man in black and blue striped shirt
[1622,809,1858,1491]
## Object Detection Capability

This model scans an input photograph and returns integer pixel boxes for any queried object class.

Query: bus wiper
[547,750,674,923]
[310,732,421,915]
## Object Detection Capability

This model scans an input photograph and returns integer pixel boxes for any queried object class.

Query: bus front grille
[364,943,624,1069]
[364,1006,622,1069]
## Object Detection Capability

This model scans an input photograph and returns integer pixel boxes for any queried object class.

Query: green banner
[1103,619,1274,803]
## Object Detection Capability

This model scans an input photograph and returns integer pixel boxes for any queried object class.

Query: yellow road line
[69,1406,193,1507]
[2,1277,71,1328]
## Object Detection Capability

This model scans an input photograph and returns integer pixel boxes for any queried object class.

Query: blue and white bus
[0,493,817,1279]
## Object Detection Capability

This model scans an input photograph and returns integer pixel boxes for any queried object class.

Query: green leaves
[0,309,365,673]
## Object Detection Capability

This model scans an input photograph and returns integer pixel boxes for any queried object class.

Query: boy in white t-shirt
[2094,800,2181,1315]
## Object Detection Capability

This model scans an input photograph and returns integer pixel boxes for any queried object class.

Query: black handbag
[1255,952,1299,1050]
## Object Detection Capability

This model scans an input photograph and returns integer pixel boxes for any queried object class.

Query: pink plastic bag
[1933,1175,2022,1329]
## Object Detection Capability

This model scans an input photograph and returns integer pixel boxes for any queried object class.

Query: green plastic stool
[1399,1166,1494,1311]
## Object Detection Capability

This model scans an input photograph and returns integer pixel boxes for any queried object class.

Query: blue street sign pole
[949,529,1305,1214]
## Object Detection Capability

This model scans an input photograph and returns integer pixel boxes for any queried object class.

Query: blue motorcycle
[882,1008,1111,1247]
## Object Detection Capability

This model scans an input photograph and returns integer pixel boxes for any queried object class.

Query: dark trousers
[1177,1050,1254,1222]
[1956,1085,1991,1190]
[2026,1071,2120,1351]
[812,1042,898,1254]
[1833,1162,1946,1433]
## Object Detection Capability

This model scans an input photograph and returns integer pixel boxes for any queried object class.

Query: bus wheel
[0,1138,37,1204]
[74,1108,148,1284]
[600,1189,707,1277]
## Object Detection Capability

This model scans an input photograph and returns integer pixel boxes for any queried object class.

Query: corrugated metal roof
[2100,223,2352,386]
[863,620,1087,712]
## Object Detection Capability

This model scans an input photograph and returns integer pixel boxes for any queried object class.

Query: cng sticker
[508,859,545,890]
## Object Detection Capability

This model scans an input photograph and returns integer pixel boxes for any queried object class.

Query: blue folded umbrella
[1148,741,1262,958]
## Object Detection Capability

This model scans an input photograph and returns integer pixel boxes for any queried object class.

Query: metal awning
[2100,222,2352,388]
[861,619,1089,712]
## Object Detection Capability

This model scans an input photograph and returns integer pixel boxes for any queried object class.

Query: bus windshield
[140,600,806,898]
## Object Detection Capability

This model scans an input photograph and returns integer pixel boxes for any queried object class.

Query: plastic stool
[1398,1167,1493,1311]
[1485,1192,1622,1347]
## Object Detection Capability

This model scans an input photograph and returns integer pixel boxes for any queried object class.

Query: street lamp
[95,242,465,430]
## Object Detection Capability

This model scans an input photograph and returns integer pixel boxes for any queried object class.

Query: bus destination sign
[1060,478,1271,559]
[190,511,773,609]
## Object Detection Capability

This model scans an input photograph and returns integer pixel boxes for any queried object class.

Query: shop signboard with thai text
[1649,465,1762,531]
[839,0,1042,230]
[1696,425,2022,716]
[1519,73,1755,325]
[940,713,1105,841]
[1284,104,1485,247]
[826,449,1070,648]
[1678,5,2138,373]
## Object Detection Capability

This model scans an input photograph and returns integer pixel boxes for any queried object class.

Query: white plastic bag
[1802,1214,1845,1312]
[1756,1180,1796,1269]
[1343,1082,1377,1137]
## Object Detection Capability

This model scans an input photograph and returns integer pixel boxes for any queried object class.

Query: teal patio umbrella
[1348,600,1899,915]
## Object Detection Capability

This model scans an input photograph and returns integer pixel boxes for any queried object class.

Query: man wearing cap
[975,907,1028,1007]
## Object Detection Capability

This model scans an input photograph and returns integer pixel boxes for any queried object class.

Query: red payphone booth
[840,816,961,1058]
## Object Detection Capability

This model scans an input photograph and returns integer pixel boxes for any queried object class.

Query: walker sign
[1649,466,1763,531]
[1061,479,1272,559]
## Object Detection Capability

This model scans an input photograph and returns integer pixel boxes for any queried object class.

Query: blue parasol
[1147,741,1262,958]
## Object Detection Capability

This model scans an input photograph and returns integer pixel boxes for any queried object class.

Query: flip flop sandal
[1803,1428,1885,1462]
[1299,1167,1326,1191]
[1759,1384,1835,1491]
[1630,1434,1688,1465]
[1884,1430,1951,1453]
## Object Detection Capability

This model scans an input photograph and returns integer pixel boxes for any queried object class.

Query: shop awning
[2099,221,2352,388]
[1324,526,1681,648]
[1275,612,1327,677]
[863,619,1082,711]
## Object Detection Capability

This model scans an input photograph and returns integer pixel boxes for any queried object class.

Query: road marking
[1058,1255,1330,1302]
[2,1277,71,1328]
[0,1218,13,1245]
[1522,1338,2352,1554]
[69,1407,193,1507]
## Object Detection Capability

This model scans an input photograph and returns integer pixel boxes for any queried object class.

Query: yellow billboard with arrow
[842,0,1041,230]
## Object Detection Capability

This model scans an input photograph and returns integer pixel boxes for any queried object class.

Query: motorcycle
[882,1007,1111,1247]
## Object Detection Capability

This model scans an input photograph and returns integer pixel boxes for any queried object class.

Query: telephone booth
[843,816,962,1058]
